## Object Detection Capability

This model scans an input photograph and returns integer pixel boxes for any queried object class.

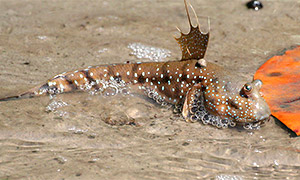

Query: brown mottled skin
[0,0,271,127]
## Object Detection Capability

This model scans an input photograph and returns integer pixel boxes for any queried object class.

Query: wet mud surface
[0,0,300,179]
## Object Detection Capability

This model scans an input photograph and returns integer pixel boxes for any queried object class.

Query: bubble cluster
[45,97,69,117]
[189,91,264,129]
[90,79,129,96]
[128,43,171,62]
[189,93,236,128]
[216,174,243,180]
[144,87,170,107]
[46,99,68,112]
[243,122,262,130]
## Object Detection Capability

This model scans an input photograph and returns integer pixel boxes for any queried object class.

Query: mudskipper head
[201,78,271,129]
[237,79,271,125]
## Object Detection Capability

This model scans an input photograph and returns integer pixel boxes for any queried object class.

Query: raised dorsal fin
[175,0,209,61]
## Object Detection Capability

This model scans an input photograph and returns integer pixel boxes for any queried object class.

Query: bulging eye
[243,83,252,95]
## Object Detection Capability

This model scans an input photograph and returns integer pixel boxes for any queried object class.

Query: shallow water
[0,0,300,179]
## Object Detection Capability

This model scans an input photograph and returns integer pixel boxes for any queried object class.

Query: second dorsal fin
[175,0,209,61]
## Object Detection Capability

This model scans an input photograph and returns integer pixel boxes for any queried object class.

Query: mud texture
[0,0,300,179]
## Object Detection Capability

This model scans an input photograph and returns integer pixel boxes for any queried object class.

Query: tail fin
[0,60,147,102]
[0,64,114,102]
[0,83,49,102]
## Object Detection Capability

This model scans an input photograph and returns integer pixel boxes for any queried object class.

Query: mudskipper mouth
[261,115,271,122]
[242,115,271,130]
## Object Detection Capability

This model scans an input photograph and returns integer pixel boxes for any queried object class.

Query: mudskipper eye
[243,83,252,95]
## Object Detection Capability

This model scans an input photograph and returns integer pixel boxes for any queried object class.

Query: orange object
[254,46,300,135]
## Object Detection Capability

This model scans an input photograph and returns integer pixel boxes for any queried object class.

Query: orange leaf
[254,46,300,135]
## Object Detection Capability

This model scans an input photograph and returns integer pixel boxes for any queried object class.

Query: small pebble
[246,0,263,11]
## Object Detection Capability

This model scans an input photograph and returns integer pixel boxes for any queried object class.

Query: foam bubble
[243,122,261,130]
[93,79,129,96]
[216,174,243,180]
[190,93,235,128]
[98,48,108,53]
[144,87,171,107]
[37,35,48,40]
[128,43,171,62]
[45,97,69,117]
[46,99,68,112]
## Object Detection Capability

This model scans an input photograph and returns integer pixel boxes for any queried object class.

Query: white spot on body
[59,84,64,90]
[48,81,57,86]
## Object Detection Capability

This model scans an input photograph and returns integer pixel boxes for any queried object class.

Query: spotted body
[0,0,271,129]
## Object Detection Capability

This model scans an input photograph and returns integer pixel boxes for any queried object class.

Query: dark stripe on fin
[132,63,139,74]
[107,66,115,77]
[138,75,145,84]
[82,70,95,84]
[81,70,101,90]
[64,75,77,90]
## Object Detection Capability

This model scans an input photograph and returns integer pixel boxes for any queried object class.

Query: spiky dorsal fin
[175,0,209,61]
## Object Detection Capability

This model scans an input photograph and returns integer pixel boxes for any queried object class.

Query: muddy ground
[0,0,300,179]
